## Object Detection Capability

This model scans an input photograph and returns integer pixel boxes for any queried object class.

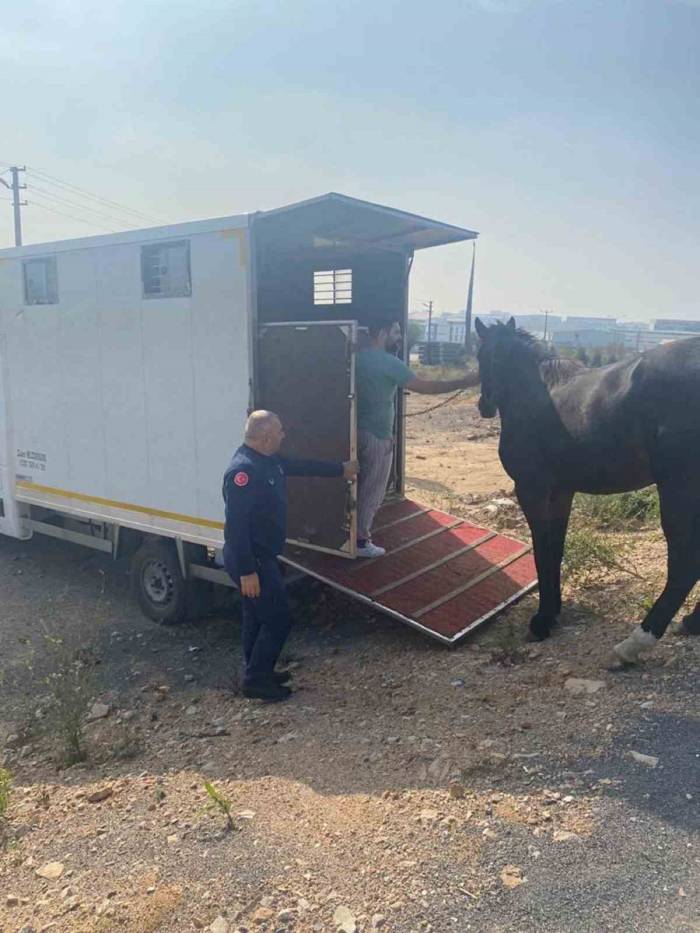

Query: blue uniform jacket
[222,444,343,577]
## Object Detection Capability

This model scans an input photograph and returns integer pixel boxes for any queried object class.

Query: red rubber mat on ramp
[282,497,537,644]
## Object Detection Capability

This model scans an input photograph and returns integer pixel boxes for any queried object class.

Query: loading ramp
[282,498,537,645]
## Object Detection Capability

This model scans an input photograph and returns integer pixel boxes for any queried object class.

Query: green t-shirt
[356,348,414,439]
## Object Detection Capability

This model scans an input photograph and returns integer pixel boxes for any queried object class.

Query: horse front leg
[517,485,572,640]
[549,489,574,618]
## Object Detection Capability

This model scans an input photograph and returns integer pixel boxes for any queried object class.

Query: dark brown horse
[474,317,700,665]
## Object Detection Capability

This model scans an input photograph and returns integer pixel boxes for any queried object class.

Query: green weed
[0,768,11,821]
[204,780,236,832]
[489,617,526,666]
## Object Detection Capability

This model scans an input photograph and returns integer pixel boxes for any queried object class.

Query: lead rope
[404,388,469,417]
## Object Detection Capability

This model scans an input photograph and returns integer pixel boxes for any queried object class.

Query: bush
[35,632,98,766]
[563,529,619,585]
[563,528,644,586]
[407,320,426,352]
[574,488,660,531]
[411,362,471,381]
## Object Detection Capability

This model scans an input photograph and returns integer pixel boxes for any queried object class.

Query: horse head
[474,316,517,418]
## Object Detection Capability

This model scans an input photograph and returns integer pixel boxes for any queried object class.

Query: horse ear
[506,316,516,332]
[475,318,488,339]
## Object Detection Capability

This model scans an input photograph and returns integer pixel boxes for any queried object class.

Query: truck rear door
[256,321,357,557]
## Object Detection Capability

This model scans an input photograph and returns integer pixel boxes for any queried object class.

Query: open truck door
[256,321,357,558]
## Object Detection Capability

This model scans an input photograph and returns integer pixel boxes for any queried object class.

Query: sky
[2,0,700,321]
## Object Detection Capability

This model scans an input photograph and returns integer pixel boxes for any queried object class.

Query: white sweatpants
[357,429,394,542]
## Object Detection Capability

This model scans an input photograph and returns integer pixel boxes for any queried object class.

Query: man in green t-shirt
[355,318,479,558]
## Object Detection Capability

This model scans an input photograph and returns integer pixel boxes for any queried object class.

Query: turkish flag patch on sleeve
[233,471,249,487]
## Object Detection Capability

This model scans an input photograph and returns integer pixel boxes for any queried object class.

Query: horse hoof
[607,651,632,672]
[679,614,700,636]
[529,614,554,641]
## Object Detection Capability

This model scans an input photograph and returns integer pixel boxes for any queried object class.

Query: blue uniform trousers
[231,554,292,682]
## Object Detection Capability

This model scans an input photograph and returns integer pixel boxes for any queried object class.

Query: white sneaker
[356,541,386,558]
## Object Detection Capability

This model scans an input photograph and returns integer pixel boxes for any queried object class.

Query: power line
[27,183,140,229]
[29,165,159,223]
[29,197,116,232]
[26,166,161,225]
[28,197,117,233]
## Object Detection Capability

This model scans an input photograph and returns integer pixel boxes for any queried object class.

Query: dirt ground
[1,389,699,933]
[405,389,509,501]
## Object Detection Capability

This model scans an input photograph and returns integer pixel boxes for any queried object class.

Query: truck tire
[131,540,190,625]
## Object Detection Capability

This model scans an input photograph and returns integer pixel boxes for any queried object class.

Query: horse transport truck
[0,192,536,644]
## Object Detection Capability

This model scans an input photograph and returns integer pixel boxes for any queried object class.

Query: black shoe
[243,679,292,703]
[273,669,292,685]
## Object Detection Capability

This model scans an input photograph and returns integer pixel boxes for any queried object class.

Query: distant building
[513,314,562,336]
[552,326,693,353]
[414,310,700,352]
[616,321,651,332]
[551,329,624,350]
[472,311,565,336]
[563,316,617,330]
[422,315,468,344]
[652,319,700,334]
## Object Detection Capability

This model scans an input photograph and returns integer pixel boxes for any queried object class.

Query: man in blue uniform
[223,410,358,702]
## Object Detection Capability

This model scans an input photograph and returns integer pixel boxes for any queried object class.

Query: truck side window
[23,257,59,305]
[141,240,191,299]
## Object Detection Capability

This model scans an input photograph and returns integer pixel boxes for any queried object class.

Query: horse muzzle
[478,395,498,418]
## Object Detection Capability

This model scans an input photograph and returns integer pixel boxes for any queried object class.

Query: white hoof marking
[613,628,658,665]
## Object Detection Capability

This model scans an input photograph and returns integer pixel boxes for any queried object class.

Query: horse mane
[493,322,585,387]
[538,357,586,387]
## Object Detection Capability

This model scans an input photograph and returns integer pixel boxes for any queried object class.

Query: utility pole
[0,166,27,246]
[424,300,433,364]
[464,240,476,356]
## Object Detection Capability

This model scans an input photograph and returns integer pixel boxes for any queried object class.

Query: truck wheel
[131,540,189,625]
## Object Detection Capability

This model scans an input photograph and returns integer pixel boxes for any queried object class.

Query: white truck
[0,192,509,642]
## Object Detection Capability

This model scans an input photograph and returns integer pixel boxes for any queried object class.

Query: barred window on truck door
[141,240,191,298]
[23,256,58,305]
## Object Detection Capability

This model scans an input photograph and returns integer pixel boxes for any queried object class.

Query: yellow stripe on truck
[15,480,225,531]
